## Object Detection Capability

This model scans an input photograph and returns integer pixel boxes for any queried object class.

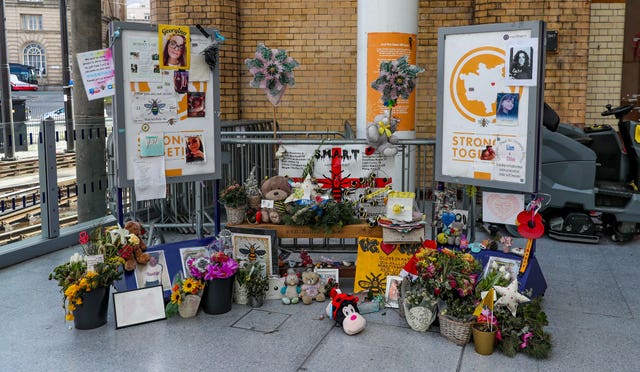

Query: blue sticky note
[140,135,164,157]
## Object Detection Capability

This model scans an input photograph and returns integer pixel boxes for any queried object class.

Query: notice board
[435,21,546,193]
[109,21,222,188]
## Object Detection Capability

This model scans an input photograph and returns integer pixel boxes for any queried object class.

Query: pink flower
[78,231,90,245]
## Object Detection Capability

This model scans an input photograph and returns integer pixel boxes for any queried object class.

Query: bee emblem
[143,99,166,116]
[239,243,266,262]
[357,272,386,295]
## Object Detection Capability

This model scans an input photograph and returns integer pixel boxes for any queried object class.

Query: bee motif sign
[132,92,178,123]
[231,232,276,277]
[353,236,419,294]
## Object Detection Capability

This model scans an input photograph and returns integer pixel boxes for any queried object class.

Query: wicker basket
[438,314,474,345]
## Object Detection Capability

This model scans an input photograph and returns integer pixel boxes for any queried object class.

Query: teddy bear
[260,175,291,224]
[123,220,151,272]
[365,111,399,157]
[280,268,301,304]
[300,270,326,305]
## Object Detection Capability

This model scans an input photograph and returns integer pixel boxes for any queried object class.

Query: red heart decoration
[491,82,495,86]
[380,242,397,255]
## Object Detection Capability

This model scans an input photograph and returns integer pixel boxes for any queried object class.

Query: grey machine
[540,103,640,243]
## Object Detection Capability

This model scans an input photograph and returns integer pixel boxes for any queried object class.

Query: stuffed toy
[365,111,399,157]
[326,288,366,335]
[300,270,326,305]
[260,176,292,224]
[123,221,151,272]
[280,268,301,305]
[284,175,322,205]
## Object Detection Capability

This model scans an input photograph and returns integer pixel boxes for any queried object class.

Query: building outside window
[21,14,43,31]
[23,43,46,76]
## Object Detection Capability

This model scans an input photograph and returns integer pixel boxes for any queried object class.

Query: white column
[357,0,419,191]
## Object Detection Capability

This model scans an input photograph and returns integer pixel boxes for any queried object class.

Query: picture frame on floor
[113,285,166,329]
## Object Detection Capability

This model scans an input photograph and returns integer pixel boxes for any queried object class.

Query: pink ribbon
[520,332,533,349]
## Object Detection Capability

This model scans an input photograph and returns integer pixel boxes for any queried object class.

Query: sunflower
[170,291,183,305]
[182,277,200,294]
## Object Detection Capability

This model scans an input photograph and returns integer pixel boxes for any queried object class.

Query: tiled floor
[1,231,639,372]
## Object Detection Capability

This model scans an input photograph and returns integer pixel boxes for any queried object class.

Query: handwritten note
[140,133,164,157]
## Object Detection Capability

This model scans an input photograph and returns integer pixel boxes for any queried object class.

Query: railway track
[0,152,75,178]
[0,153,79,245]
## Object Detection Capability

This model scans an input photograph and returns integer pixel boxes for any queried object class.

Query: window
[23,43,46,76]
[21,15,43,31]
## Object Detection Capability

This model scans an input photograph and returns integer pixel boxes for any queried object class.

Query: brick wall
[586,2,626,127]
[149,0,625,133]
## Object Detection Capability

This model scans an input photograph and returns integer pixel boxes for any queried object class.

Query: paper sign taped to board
[482,192,524,225]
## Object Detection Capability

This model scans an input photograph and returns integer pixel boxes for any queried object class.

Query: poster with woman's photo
[505,39,538,86]
[185,134,206,163]
[135,251,172,291]
[495,92,520,124]
[158,24,190,70]
[174,71,188,93]
[187,92,206,117]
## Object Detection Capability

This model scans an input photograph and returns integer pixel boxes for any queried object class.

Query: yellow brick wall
[149,1,625,133]
[586,2,625,127]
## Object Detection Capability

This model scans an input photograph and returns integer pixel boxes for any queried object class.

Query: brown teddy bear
[123,221,151,271]
[260,176,291,224]
[300,270,326,305]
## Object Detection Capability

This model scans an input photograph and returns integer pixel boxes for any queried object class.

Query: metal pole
[60,0,74,152]
[0,0,15,161]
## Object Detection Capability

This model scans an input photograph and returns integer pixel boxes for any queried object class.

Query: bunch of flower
[219,183,248,208]
[187,251,239,281]
[49,227,125,322]
[414,244,482,320]
[165,273,205,318]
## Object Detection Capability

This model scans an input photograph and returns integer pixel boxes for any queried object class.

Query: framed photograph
[482,256,521,283]
[385,275,402,308]
[115,236,217,301]
[179,246,209,278]
[227,227,278,277]
[134,250,172,292]
[113,286,166,329]
[314,268,339,287]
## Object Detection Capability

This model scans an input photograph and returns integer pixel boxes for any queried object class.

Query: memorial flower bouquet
[49,228,124,322]
[187,251,239,280]
[165,273,205,318]
[415,245,482,321]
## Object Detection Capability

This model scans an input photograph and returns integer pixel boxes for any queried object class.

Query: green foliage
[245,262,269,298]
[283,200,359,233]
[495,298,553,359]
[475,269,510,294]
